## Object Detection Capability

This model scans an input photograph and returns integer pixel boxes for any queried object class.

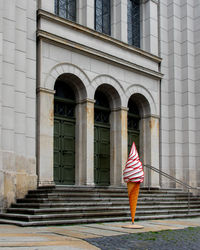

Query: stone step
[1,213,200,227]
[16,197,130,203]
[25,192,192,199]
[28,188,186,195]
[1,186,199,227]
[16,196,199,205]
[3,207,200,221]
[7,204,200,215]
[11,201,115,208]
[7,206,130,215]
[1,209,200,224]
[10,200,200,210]
[0,211,131,222]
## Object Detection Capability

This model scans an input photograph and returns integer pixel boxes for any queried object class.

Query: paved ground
[0,217,200,249]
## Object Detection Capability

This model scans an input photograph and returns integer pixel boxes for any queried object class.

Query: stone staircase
[0,186,200,226]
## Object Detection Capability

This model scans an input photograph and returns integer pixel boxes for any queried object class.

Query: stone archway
[127,92,160,188]
[37,67,89,187]
[93,83,126,186]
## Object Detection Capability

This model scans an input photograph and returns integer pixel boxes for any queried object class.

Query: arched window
[128,98,140,154]
[55,0,76,22]
[127,0,140,47]
[95,0,111,35]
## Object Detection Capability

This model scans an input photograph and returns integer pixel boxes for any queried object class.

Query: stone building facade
[0,0,199,210]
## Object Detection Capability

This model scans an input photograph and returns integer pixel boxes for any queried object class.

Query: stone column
[78,0,94,29]
[142,115,160,188]
[0,0,3,210]
[76,99,95,186]
[110,107,128,186]
[37,87,55,186]
[112,0,128,43]
[38,0,54,13]
[141,0,159,55]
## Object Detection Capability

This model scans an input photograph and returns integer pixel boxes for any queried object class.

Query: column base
[38,180,56,187]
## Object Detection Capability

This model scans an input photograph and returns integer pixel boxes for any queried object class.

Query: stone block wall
[195,1,200,187]
[0,0,37,210]
[160,0,199,188]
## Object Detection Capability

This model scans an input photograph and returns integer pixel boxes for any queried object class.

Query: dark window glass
[55,0,76,22]
[128,98,140,130]
[94,91,110,124]
[54,80,75,100]
[95,0,111,35]
[54,80,75,118]
[128,0,140,47]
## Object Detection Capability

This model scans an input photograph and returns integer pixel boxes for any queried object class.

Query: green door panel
[54,117,75,185]
[94,125,110,186]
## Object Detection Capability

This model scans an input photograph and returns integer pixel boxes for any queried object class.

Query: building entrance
[94,91,110,186]
[54,81,76,185]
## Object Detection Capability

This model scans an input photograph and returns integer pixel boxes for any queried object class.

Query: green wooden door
[94,90,110,186]
[94,124,110,186]
[54,95,75,185]
[54,118,75,185]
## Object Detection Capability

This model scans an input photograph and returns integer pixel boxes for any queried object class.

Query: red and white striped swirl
[123,142,144,183]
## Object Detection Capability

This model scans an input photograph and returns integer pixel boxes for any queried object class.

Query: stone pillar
[78,0,94,29]
[112,0,128,43]
[38,0,54,13]
[76,99,95,186]
[0,0,3,210]
[37,87,55,186]
[142,115,160,188]
[141,0,159,55]
[110,107,128,186]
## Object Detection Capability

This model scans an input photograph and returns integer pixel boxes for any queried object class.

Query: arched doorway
[128,98,140,154]
[54,80,76,185]
[94,90,110,186]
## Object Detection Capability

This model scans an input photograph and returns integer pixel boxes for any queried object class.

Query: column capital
[142,114,160,119]
[141,0,159,4]
[77,98,95,104]
[111,106,129,112]
[36,87,55,95]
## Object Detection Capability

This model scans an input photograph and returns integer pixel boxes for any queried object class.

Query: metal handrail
[143,164,199,213]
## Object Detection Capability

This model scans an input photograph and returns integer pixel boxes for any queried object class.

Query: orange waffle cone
[127,182,140,224]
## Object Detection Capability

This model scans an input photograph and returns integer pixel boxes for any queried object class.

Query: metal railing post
[148,166,150,191]
[188,189,190,214]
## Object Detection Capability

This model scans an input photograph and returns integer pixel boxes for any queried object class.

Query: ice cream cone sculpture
[123,142,144,228]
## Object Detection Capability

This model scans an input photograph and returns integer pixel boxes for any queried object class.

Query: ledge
[37,9,162,64]
[37,29,163,80]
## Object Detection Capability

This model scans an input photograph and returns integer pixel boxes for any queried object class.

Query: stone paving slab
[0,218,200,249]
[84,221,179,233]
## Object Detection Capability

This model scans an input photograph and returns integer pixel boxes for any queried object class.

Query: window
[55,0,76,22]
[127,0,140,47]
[95,0,111,35]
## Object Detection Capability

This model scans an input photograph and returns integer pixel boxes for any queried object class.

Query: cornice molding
[37,30,163,80]
[37,9,162,64]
